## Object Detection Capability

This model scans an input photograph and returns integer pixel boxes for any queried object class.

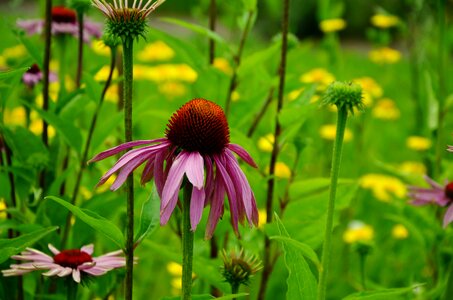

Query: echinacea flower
[408,175,453,227]
[2,244,126,283]
[17,6,102,43]
[89,99,259,238]
[22,64,58,88]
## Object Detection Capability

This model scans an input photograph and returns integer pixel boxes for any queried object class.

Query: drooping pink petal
[423,175,444,190]
[154,149,168,197]
[204,157,214,206]
[161,151,190,210]
[205,173,225,239]
[81,244,94,255]
[228,144,258,168]
[160,191,180,225]
[140,158,155,185]
[443,205,453,228]
[57,267,73,277]
[17,19,44,35]
[110,153,154,191]
[190,187,206,230]
[185,152,204,189]
[47,244,60,256]
[88,138,166,163]
[72,269,81,283]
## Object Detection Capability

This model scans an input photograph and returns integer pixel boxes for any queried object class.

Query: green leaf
[134,183,160,244]
[21,102,83,155]
[274,213,317,299]
[237,42,281,77]
[342,285,422,300]
[83,71,102,104]
[16,31,43,68]
[46,196,125,249]
[269,236,320,269]
[0,67,28,80]
[424,72,439,131]
[0,226,58,264]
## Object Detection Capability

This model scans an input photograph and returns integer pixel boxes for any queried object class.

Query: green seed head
[106,9,147,44]
[221,249,262,288]
[322,81,364,114]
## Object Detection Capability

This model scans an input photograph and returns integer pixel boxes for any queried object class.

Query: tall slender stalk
[208,0,216,64]
[257,0,290,298]
[61,46,117,248]
[182,184,194,300]
[123,40,135,300]
[75,11,84,87]
[317,106,348,300]
[224,10,254,117]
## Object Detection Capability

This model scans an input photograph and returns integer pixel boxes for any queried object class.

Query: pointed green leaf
[46,196,125,249]
[342,284,423,300]
[0,67,28,80]
[0,226,58,264]
[134,183,160,244]
[269,235,320,269]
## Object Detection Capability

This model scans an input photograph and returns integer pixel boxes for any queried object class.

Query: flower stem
[75,11,84,87]
[317,106,348,300]
[208,0,216,64]
[257,0,289,298]
[123,39,135,300]
[182,183,194,300]
[443,255,453,300]
[60,46,117,248]
[359,251,366,290]
[67,279,77,300]
[231,282,239,300]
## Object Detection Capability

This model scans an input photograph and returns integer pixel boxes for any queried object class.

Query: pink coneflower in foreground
[22,64,58,88]
[89,98,259,238]
[2,244,126,283]
[408,175,453,228]
[17,6,102,43]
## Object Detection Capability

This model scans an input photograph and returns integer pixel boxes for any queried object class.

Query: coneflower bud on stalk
[221,249,262,295]
[317,81,363,300]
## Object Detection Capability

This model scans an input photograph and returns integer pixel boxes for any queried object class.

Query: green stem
[317,106,348,300]
[208,0,216,64]
[231,282,239,300]
[123,39,135,300]
[57,36,67,101]
[67,279,77,300]
[359,251,366,290]
[443,255,453,300]
[76,11,84,88]
[182,183,194,300]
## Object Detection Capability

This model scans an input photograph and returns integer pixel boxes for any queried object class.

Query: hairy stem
[182,184,194,300]
[317,106,348,300]
[257,0,290,298]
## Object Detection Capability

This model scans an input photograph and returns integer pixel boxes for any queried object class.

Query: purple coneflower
[89,98,259,238]
[22,64,58,88]
[408,175,453,228]
[2,244,126,283]
[448,145,453,152]
[17,6,102,43]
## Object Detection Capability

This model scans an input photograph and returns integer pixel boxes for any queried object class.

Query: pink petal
[204,157,214,206]
[110,153,153,190]
[443,205,453,228]
[185,152,204,189]
[140,159,155,185]
[72,269,81,283]
[161,151,190,210]
[228,144,258,168]
[81,244,94,255]
[205,174,225,239]
[160,191,180,225]
[154,149,167,197]
[423,175,444,189]
[190,187,206,230]
[47,244,60,255]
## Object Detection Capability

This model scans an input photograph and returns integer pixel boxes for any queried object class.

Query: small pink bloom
[2,244,126,283]
[22,64,57,88]
[90,99,259,238]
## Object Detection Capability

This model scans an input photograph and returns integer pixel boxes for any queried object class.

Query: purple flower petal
[17,19,44,35]
[228,144,258,168]
[72,269,81,283]
[160,191,180,225]
[110,152,154,191]
[81,244,94,255]
[443,205,453,228]
[161,151,190,211]
[140,159,155,185]
[190,187,206,230]
[153,150,167,197]
[204,157,214,206]
[185,152,204,189]
[205,173,225,239]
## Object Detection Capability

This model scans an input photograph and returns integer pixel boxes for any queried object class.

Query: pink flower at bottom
[2,244,126,283]
[408,175,453,228]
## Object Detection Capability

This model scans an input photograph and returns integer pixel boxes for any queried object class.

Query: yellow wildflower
[167,262,183,276]
[258,133,274,152]
[343,221,374,244]
[354,77,383,105]
[372,98,400,120]
[94,66,119,82]
[320,124,353,142]
[29,119,56,139]
[91,39,111,57]
[359,174,406,201]
[399,161,426,175]
[266,162,291,179]
[258,209,267,228]
[3,107,27,126]
[3,45,27,60]
[105,84,119,103]
[392,224,409,239]
[171,278,182,290]
[310,95,320,103]
[320,18,347,33]
[35,82,61,105]
[96,175,117,193]
[138,41,175,62]
[300,68,335,90]
[213,57,233,75]
[159,81,187,98]
[232,90,240,102]
[406,136,431,151]
[136,64,198,83]
[80,186,93,200]
[49,60,59,73]
[0,56,6,69]
[288,88,304,102]
[369,47,401,64]
[371,14,399,29]
[0,199,7,219]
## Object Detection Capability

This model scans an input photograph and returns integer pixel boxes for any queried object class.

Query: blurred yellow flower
[392,224,409,239]
[258,209,267,228]
[343,221,374,244]
[80,186,93,200]
[369,47,401,64]
[359,173,406,201]
[49,60,59,73]
[354,77,383,106]
[372,98,400,120]
[91,39,111,57]
[105,84,119,103]
[0,199,7,219]
[288,88,304,102]
[399,161,426,175]
[159,81,187,98]
[96,175,117,193]
[29,119,56,139]
[171,278,182,290]
[3,45,27,60]
[320,124,353,142]
[232,90,240,102]
[258,133,274,152]
[310,95,320,103]
[320,18,346,33]
[266,162,291,179]
[213,57,233,75]
[3,107,27,126]
[0,56,6,69]
[167,262,183,276]
[94,65,119,82]
[35,82,61,105]
[300,68,335,90]
[135,64,198,83]
[371,14,399,29]
[138,41,175,62]
[406,136,431,151]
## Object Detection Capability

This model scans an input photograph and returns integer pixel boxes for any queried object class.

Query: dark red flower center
[53,249,93,268]
[446,182,453,201]
[165,99,230,155]
[52,6,77,24]
[27,64,41,74]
